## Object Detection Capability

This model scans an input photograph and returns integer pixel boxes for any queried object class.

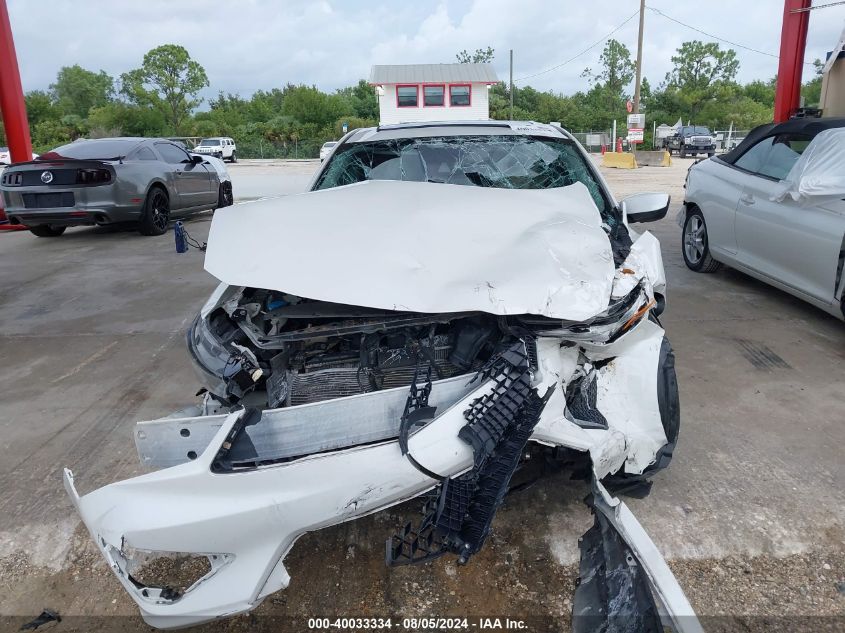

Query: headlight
[521,284,654,345]
[187,314,232,398]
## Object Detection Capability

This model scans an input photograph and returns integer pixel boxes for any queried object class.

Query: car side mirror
[621,192,671,224]
[189,155,204,164]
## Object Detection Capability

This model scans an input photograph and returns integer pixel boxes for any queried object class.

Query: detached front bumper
[64,315,698,630]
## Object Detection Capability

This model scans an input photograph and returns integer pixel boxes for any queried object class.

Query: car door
[733,133,842,304]
[689,158,747,257]
[155,142,213,210]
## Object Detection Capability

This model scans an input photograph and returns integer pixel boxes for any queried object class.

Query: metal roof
[369,63,499,85]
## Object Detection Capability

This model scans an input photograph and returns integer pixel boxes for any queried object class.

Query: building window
[396,85,418,107]
[450,85,471,107]
[423,85,445,107]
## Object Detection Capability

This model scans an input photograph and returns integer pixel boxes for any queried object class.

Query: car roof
[345,120,569,143]
[721,117,845,164]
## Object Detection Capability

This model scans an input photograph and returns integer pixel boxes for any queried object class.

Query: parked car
[193,137,237,162]
[319,140,337,161]
[680,117,845,320]
[66,122,701,631]
[0,138,222,237]
[0,147,38,164]
[662,125,716,157]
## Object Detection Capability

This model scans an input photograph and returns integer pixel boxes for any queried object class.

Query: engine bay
[202,287,533,408]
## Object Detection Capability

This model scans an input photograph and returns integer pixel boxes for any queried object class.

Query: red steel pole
[774,0,811,122]
[0,0,32,163]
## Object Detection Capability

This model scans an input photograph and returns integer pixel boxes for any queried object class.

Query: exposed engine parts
[207,288,532,408]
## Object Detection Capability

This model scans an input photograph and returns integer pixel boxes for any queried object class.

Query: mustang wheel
[29,224,66,237]
[138,187,170,236]
[682,207,721,272]
[217,181,233,208]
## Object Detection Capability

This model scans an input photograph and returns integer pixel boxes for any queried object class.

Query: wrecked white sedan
[65,122,702,632]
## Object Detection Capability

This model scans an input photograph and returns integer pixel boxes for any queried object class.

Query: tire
[138,186,170,236]
[707,152,715,157]
[29,224,66,237]
[682,207,721,272]
[229,152,237,163]
[602,336,680,490]
[217,181,233,208]
[680,147,687,158]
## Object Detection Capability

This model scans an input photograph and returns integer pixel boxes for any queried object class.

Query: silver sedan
[680,117,845,320]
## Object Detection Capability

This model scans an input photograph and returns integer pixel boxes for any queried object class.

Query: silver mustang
[0,137,228,237]
[680,117,845,320]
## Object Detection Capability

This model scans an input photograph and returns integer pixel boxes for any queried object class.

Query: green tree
[581,39,635,120]
[801,58,825,107]
[664,41,739,120]
[50,65,114,118]
[120,44,209,132]
[456,47,495,63]
[25,90,58,126]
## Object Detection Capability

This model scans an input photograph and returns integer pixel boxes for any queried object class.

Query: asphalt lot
[0,157,843,630]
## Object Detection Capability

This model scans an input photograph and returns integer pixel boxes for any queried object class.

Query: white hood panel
[204,180,616,321]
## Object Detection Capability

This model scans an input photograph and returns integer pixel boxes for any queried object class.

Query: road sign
[627,113,645,128]
[626,100,633,113]
[627,128,644,143]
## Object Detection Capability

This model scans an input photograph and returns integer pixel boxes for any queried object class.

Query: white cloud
[8,0,845,101]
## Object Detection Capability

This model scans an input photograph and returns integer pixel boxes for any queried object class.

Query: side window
[156,143,190,164]
[396,85,418,107]
[132,147,158,161]
[734,134,811,180]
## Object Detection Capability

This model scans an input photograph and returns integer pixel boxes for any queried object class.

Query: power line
[791,1,845,12]
[514,10,640,82]
[646,6,779,59]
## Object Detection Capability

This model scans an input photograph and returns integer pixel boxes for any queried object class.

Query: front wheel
[680,147,687,158]
[217,181,233,208]
[29,224,66,237]
[682,207,721,272]
[229,152,237,163]
[138,187,170,236]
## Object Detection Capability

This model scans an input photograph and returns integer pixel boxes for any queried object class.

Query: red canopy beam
[774,0,812,122]
[0,0,32,163]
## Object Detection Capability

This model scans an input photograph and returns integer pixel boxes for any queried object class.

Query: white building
[369,63,499,125]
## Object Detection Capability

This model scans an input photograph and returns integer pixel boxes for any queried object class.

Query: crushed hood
[204,180,616,321]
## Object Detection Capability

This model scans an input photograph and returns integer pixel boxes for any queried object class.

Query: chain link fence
[236,138,326,160]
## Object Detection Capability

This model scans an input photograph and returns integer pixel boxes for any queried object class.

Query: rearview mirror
[621,192,670,224]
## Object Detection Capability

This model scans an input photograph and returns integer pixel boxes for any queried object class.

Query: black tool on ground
[19,610,61,631]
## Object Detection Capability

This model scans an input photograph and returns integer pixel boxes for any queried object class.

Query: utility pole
[633,0,645,114]
[509,49,514,120]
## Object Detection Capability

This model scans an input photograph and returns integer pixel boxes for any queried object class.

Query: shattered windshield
[314,135,608,213]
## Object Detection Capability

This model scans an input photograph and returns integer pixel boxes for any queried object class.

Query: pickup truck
[662,125,716,158]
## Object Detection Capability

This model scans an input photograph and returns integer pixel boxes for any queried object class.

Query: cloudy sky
[9,0,845,102]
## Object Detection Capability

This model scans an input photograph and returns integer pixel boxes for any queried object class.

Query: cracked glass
[314,135,610,215]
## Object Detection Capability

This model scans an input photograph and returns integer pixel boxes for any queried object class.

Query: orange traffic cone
[616,138,623,153]
[601,144,606,155]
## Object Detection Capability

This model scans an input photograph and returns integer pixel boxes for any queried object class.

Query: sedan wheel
[682,209,721,273]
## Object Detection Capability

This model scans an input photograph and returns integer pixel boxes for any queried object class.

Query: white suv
[193,137,237,162]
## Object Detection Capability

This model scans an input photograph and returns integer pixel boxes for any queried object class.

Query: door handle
[740,193,755,205]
